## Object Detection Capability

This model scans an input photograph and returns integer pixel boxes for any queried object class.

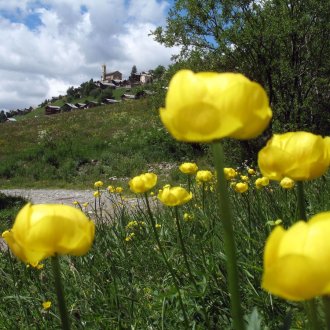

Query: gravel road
[1,188,98,206]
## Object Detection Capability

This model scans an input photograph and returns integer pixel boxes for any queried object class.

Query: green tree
[152,0,330,135]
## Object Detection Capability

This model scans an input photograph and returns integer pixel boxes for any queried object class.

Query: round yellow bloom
[93,191,101,198]
[280,177,295,189]
[107,185,115,193]
[129,173,157,193]
[158,186,192,206]
[255,177,269,189]
[179,162,198,174]
[94,181,104,188]
[234,182,248,193]
[224,167,237,180]
[2,203,95,265]
[248,168,256,175]
[42,301,52,310]
[240,175,249,182]
[196,170,213,182]
[159,70,272,142]
[115,187,123,193]
[258,131,330,181]
[262,212,330,301]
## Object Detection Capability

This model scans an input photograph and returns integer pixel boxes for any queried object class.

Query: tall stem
[211,142,245,330]
[144,195,189,329]
[174,207,211,329]
[296,181,319,330]
[51,255,71,330]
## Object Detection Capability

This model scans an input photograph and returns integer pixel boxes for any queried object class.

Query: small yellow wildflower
[234,182,249,193]
[240,175,249,182]
[115,187,123,193]
[82,202,89,208]
[179,162,198,174]
[94,181,104,188]
[155,224,162,229]
[224,167,237,180]
[125,233,135,242]
[280,177,295,189]
[196,170,213,182]
[73,201,79,205]
[42,301,52,310]
[255,177,269,189]
[183,213,194,222]
[248,168,256,175]
[93,191,101,198]
[107,185,115,193]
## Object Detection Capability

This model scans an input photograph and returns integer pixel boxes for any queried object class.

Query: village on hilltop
[0,64,159,121]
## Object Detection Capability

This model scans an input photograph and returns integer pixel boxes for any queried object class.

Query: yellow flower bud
[258,131,329,181]
[157,186,192,206]
[179,162,198,174]
[115,187,123,194]
[280,177,295,189]
[160,70,272,142]
[129,173,157,193]
[2,203,95,265]
[248,168,256,175]
[196,170,213,182]
[224,167,237,180]
[93,191,101,198]
[262,212,330,301]
[255,177,269,189]
[42,301,52,310]
[240,175,249,182]
[107,185,115,193]
[234,182,249,193]
[94,181,103,188]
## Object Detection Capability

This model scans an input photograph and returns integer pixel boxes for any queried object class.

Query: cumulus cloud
[0,0,177,109]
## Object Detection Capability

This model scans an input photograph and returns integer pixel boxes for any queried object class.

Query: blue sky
[0,0,178,109]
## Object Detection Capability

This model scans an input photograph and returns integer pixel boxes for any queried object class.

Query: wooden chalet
[45,105,61,115]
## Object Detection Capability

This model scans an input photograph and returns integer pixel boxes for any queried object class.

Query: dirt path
[1,188,98,206]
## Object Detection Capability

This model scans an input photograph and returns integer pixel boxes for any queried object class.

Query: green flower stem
[322,296,330,330]
[211,141,245,330]
[296,181,320,330]
[174,207,211,329]
[296,181,307,221]
[144,194,189,329]
[51,255,70,330]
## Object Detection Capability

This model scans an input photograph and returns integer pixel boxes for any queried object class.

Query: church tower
[102,64,106,81]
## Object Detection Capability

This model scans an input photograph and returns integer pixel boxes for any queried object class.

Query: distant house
[140,72,153,84]
[121,94,136,100]
[86,101,99,108]
[45,105,61,115]
[104,98,121,104]
[61,103,78,112]
[75,103,87,109]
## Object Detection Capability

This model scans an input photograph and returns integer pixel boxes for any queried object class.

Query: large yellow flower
[2,203,95,265]
[196,170,213,182]
[258,131,329,181]
[262,212,330,301]
[129,173,157,193]
[159,70,272,142]
[158,186,192,206]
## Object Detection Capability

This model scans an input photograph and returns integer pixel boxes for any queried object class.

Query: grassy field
[0,97,206,189]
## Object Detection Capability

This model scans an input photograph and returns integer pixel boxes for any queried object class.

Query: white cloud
[0,0,177,109]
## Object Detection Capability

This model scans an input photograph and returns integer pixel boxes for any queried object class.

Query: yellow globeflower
[224,167,237,180]
[255,177,269,189]
[280,177,295,189]
[42,301,52,310]
[262,212,330,301]
[248,168,256,175]
[258,131,329,181]
[158,186,193,206]
[196,170,213,182]
[129,173,157,193]
[179,162,198,174]
[94,181,103,188]
[234,182,248,193]
[160,70,272,142]
[2,203,95,265]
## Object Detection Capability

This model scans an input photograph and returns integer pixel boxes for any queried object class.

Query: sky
[0,0,178,110]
